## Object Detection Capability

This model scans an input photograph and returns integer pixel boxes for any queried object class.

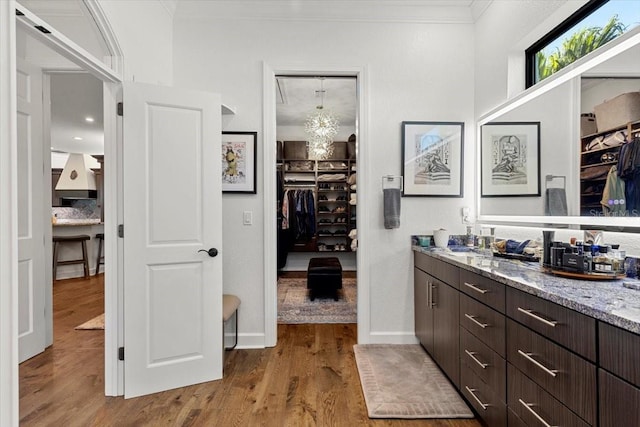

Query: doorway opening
[14,0,123,402]
[275,75,358,324]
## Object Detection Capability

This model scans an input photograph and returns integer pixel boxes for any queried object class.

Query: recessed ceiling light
[85,116,95,123]
[73,136,83,141]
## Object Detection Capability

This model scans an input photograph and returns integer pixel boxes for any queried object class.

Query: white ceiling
[276,76,357,127]
[50,72,104,154]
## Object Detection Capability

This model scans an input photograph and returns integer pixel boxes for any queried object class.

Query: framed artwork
[401,121,464,197]
[480,122,540,197]
[222,131,257,193]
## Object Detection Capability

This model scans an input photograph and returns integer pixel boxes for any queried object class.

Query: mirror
[477,28,640,231]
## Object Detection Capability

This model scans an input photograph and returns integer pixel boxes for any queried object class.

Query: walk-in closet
[275,76,358,324]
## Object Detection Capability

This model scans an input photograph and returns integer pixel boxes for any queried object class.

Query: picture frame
[222,131,257,194]
[480,122,540,197]
[401,121,464,197]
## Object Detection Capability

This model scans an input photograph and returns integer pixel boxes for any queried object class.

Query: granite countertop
[413,246,640,335]
[53,219,102,226]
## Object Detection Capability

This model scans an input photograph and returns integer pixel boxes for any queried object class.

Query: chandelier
[305,78,339,160]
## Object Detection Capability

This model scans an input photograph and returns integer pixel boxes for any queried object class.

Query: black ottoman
[307,257,342,301]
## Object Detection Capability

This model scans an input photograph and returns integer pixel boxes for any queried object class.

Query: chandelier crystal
[305,78,339,160]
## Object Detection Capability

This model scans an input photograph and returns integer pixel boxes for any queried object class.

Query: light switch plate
[243,211,252,225]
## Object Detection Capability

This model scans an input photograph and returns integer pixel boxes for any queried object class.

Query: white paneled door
[17,59,46,363]
[123,83,223,398]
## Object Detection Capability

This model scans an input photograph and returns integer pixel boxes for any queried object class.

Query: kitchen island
[413,246,640,427]
[53,219,104,279]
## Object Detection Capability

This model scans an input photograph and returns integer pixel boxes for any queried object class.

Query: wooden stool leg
[52,241,59,281]
[95,237,103,276]
[81,240,89,278]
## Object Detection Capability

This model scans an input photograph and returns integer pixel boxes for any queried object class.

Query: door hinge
[118,347,125,361]
[118,224,124,238]
[117,102,123,116]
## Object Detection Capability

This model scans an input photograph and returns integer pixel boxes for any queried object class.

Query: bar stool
[95,233,105,276]
[52,234,91,280]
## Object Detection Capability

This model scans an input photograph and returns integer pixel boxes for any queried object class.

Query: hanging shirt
[601,165,626,216]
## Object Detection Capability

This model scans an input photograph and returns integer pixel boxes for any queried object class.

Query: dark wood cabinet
[413,267,433,354]
[460,361,507,427]
[460,327,506,402]
[414,252,459,388]
[460,269,506,313]
[507,287,596,362]
[507,363,590,427]
[51,168,63,207]
[599,322,640,387]
[507,319,596,425]
[460,293,506,357]
[599,369,640,427]
[413,250,639,427]
[432,276,460,388]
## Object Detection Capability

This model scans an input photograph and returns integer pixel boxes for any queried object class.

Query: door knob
[198,248,219,257]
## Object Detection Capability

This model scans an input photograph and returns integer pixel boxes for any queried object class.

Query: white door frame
[262,63,371,346]
[2,2,124,424]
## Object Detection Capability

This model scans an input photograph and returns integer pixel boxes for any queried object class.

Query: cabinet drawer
[507,408,528,427]
[460,326,506,402]
[460,293,506,357]
[460,363,507,427]
[599,369,640,427]
[460,269,505,313]
[506,287,596,361]
[507,364,590,427]
[414,252,459,288]
[507,320,596,425]
[599,322,640,387]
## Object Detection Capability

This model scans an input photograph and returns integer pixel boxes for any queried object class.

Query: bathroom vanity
[413,247,640,427]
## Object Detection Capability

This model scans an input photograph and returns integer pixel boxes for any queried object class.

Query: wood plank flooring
[19,275,481,427]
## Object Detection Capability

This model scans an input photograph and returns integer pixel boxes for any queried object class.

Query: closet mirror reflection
[477,29,640,231]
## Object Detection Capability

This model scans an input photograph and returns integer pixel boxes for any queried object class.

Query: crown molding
[175,0,478,24]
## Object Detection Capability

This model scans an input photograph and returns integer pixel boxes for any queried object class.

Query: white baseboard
[236,333,266,349]
[366,331,419,345]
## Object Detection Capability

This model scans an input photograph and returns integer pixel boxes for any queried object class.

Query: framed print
[481,122,540,197]
[401,121,464,197]
[222,131,257,193]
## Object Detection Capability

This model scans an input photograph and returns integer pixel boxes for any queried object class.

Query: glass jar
[624,257,638,279]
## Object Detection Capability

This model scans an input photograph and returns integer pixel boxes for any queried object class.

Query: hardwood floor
[19,275,481,427]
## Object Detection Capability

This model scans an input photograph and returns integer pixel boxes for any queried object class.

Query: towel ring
[382,175,403,191]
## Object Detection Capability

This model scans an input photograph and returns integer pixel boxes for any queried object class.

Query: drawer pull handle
[517,307,558,327]
[464,282,489,294]
[518,399,558,427]
[464,349,488,369]
[464,313,489,329]
[465,386,490,410]
[517,350,558,377]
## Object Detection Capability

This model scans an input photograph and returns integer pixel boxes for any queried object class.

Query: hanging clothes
[617,136,640,214]
[601,165,626,216]
[281,189,316,242]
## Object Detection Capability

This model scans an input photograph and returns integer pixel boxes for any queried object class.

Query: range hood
[55,153,97,198]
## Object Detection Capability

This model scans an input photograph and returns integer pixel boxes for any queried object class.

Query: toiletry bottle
[466,226,474,247]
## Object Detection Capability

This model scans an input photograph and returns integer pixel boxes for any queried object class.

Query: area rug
[75,313,105,330]
[278,277,356,324]
[354,344,474,419]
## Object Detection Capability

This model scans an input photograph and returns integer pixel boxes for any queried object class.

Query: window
[525,0,640,87]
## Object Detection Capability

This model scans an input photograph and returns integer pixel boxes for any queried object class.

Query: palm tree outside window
[525,0,640,88]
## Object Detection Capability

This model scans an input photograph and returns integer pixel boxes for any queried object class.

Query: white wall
[474,0,587,116]
[480,79,577,216]
[98,0,173,85]
[173,9,475,343]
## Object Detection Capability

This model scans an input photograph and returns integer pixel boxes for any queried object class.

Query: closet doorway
[275,76,358,324]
